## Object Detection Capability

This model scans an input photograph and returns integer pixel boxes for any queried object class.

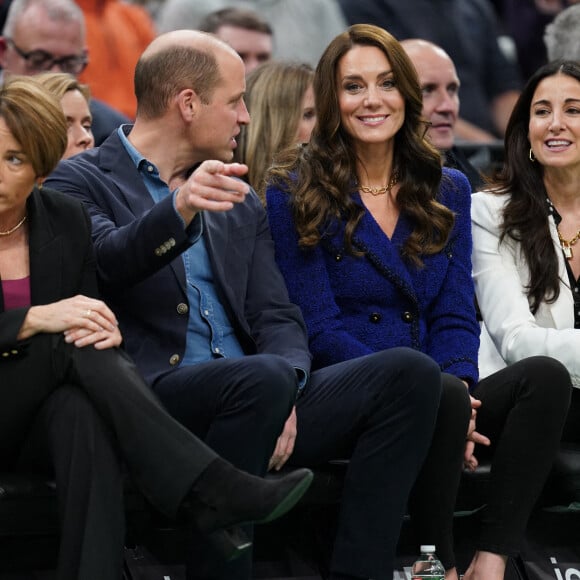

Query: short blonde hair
[0,76,67,176]
[35,71,91,104]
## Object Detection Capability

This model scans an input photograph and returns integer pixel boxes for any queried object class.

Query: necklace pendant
[563,243,573,259]
[358,172,400,197]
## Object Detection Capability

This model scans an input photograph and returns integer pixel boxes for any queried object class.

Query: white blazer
[471,190,580,388]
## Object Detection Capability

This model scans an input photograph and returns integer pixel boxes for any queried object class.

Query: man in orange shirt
[77,0,156,118]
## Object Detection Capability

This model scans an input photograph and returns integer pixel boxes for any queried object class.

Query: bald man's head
[402,39,460,150]
[134,30,243,119]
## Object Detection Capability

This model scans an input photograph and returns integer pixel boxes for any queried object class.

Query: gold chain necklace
[556,224,580,259]
[359,172,399,196]
[0,214,27,236]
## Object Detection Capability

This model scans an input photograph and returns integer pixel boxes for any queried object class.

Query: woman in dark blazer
[0,77,312,580]
[266,24,571,580]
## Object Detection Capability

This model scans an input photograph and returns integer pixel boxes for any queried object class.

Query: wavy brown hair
[490,60,580,313]
[267,24,453,265]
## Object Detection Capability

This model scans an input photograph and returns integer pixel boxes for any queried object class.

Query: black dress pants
[17,386,126,580]
[472,356,572,557]
[0,334,218,580]
[292,347,443,580]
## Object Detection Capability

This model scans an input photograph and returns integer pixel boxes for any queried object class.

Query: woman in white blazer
[472,59,580,580]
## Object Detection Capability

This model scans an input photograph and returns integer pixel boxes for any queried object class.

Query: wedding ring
[85,309,92,318]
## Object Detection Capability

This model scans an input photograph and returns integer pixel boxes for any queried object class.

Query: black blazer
[0,187,96,356]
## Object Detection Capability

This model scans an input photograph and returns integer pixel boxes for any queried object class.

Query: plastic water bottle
[411,545,445,579]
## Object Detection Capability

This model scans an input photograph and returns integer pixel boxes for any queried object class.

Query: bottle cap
[420,545,436,553]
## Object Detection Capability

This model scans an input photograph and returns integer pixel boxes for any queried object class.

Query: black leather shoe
[185,459,313,534]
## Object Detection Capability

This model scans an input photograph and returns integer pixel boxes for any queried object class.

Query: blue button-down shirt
[118,126,244,364]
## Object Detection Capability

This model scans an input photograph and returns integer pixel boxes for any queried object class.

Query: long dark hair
[267,24,453,266]
[492,60,580,313]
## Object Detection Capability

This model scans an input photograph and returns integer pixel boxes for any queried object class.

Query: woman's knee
[512,356,572,407]
[376,347,440,387]
[364,348,442,413]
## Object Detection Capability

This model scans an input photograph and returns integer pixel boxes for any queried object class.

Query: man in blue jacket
[47,29,443,580]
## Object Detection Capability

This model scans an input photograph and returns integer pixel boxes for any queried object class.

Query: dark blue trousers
[294,347,442,580]
[154,347,442,580]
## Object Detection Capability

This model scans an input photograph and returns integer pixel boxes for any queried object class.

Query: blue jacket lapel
[349,196,417,304]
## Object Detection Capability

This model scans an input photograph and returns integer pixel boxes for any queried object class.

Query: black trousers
[472,356,572,557]
[292,347,443,580]
[0,334,218,580]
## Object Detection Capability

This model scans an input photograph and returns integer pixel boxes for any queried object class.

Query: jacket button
[369,312,382,323]
[154,248,162,256]
[335,254,342,261]
[176,303,189,315]
[169,354,180,366]
[401,311,413,323]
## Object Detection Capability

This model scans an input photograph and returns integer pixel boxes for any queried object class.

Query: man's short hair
[134,44,221,119]
[198,7,273,36]
[545,4,580,62]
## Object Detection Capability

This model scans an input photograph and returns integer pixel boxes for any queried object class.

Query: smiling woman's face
[528,72,580,172]
[337,44,405,151]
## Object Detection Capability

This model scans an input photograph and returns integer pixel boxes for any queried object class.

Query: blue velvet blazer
[266,167,480,385]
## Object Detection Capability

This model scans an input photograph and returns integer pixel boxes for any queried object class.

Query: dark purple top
[2,276,31,310]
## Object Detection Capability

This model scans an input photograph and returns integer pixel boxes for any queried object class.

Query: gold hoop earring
[529,148,536,162]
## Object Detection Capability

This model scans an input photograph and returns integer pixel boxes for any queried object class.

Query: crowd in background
[0,0,575,148]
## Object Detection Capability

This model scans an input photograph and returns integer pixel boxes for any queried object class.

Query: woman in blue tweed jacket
[265,24,572,580]
[268,163,477,376]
